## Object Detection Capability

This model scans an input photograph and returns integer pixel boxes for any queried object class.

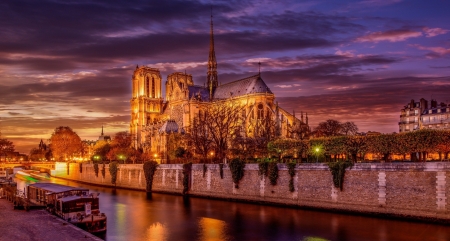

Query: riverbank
[53,162,450,224]
[0,198,103,241]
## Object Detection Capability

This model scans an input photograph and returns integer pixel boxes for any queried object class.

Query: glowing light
[147,222,168,241]
[198,217,228,241]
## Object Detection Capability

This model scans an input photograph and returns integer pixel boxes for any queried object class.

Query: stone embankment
[0,198,102,241]
[53,162,450,223]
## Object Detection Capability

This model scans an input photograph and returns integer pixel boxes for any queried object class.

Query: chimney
[431,99,437,108]
[420,98,428,111]
[410,99,415,108]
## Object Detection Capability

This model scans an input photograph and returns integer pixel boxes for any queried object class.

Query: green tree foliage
[50,126,82,161]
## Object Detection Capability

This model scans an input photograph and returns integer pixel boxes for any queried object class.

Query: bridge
[0,162,56,174]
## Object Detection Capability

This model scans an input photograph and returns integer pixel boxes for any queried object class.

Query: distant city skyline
[1,0,449,153]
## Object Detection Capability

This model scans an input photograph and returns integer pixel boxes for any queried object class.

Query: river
[15,178,450,241]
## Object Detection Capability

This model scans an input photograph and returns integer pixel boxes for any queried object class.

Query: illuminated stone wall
[53,162,450,222]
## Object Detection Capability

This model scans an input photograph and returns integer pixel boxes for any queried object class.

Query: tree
[0,136,15,158]
[314,119,343,137]
[50,126,82,161]
[110,131,132,149]
[185,111,213,161]
[341,122,359,136]
[93,140,111,161]
[203,101,244,162]
[29,148,47,161]
[344,136,367,163]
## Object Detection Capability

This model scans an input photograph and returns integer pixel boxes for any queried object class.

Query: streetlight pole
[315,148,319,163]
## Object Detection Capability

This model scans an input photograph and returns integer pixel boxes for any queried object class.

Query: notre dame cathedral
[130,16,309,160]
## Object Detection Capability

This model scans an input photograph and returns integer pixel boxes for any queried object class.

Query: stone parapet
[53,162,450,223]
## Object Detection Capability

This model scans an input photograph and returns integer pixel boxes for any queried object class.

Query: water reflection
[198,217,228,241]
[14,178,450,241]
[147,222,168,241]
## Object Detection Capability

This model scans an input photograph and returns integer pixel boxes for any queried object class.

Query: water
[16,178,450,241]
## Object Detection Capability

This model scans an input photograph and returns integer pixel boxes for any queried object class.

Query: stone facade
[129,18,309,161]
[399,98,450,132]
[53,162,450,222]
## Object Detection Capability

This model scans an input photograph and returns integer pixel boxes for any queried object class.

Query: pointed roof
[212,74,273,99]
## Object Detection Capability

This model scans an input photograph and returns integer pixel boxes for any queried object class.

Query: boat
[15,170,49,182]
[26,183,107,234]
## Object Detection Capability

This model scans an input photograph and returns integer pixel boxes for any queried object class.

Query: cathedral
[130,16,309,160]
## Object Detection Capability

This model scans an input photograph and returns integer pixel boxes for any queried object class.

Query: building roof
[28,183,89,194]
[188,85,210,101]
[213,74,273,100]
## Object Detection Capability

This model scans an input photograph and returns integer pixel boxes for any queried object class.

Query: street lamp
[315,147,320,163]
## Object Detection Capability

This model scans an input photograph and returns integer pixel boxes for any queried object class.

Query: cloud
[410,44,450,58]
[275,85,293,88]
[423,27,449,37]
[356,29,422,43]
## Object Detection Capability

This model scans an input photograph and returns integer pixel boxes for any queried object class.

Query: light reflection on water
[15,178,450,241]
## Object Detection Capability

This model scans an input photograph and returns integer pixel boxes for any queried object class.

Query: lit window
[152,77,156,98]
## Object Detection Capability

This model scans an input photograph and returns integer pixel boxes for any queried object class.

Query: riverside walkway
[0,198,102,241]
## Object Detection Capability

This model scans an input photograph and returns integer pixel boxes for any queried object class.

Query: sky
[1,0,449,154]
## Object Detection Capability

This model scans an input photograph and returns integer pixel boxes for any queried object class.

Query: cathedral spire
[207,9,218,100]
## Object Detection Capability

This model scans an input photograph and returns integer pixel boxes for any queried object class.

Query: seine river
[16,178,450,241]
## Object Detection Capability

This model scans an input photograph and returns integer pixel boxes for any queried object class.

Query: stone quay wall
[52,162,450,222]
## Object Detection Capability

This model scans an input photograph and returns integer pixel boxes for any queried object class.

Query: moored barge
[27,183,107,234]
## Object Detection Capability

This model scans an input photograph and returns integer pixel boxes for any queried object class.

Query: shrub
[143,161,158,192]
[327,161,353,191]
[94,163,99,177]
[109,161,119,185]
[287,162,296,192]
[258,160,269,177]
[268,162,278,185]
[219,163,224,179]
[229,159,245,189]
[203,163,207,178]
[182,162,192,195]
[101,163,106,178]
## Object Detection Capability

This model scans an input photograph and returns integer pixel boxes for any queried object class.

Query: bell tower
[130,66,163,148]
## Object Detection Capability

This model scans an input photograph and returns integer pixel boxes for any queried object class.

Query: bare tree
[185,111,213,162]
[314,119,359,137]
[314,119,342,137]
[341,122,359,136]
[204,101,244,162]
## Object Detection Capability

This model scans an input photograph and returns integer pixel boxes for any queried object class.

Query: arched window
[257,103,264,119]
[152,77,156,98]
[146,77,150,96]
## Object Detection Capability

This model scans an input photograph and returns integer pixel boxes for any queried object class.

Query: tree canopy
[50,126,82,161]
